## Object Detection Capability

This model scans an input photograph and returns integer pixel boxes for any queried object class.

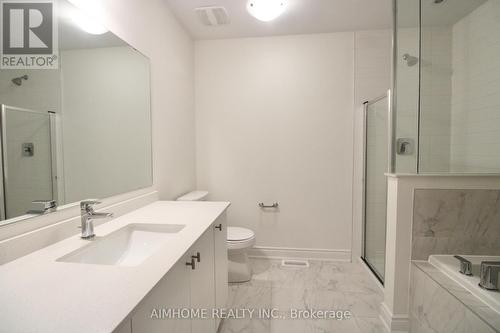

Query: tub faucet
[80,200,113,239]
[454,255,472,276]
[479,261,500,291]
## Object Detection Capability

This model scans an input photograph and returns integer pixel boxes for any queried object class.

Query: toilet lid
[227,227,254,241]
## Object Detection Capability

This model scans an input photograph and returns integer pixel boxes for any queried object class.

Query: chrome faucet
[479,261,500,291]
[80,200,113,239]
[454,255,473,276]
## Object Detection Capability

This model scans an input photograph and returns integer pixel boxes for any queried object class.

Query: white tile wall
[419,26,453,173]
[449,0,500,173]
[419,0,500,173]
[395,27,420,173]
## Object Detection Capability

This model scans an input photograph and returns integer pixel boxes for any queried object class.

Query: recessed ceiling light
[246,0,287,22]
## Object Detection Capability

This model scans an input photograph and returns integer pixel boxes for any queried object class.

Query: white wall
[196,32,389,258]
[61,47,152,203]
[71,0,196,200]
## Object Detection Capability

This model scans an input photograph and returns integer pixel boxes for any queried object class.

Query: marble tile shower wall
[412,189,500,260]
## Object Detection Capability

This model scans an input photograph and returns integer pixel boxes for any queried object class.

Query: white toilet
[226,226,255,283]
[176,191,255,283]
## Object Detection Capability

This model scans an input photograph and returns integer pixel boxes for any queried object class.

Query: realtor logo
[1,0,58,69]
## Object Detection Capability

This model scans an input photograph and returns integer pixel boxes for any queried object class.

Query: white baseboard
[380,302,409,333]
[248,246,351,261]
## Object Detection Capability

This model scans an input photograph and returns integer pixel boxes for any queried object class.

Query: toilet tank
[176,190,209,201]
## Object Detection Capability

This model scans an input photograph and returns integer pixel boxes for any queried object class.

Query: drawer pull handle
[215,224,222,231]
[192,252,201,263]
[186,258,196,270]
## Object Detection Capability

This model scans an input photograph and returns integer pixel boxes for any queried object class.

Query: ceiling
[57,0,125,50]
[164,0,393,40]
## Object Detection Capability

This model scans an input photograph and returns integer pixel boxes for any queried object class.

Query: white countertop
[0,201,230,333]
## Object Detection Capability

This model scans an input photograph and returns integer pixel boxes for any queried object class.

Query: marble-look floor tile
[355,317,388,333]
[268,263,321,290]
[315,318,364,333]
[219,259,385,333]
[314,290,349,310]
[336,273,381,295]
[270,318,361,333]
[343,292,382,318]
[271,287,316,310]
[318,261,367,275]
[220,318,270,333]
[272,288,347,312]
[229,284,272,309]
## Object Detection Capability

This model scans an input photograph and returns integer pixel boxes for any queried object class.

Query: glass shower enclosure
[361,0,500,285]
[0,105,57,220]
[362,92,391,284]
[394,0,500,174]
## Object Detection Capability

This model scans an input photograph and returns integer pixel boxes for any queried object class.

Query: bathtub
[429,255,500,314]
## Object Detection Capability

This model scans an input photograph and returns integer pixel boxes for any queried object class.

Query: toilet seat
[227,227,255,250]
[227,227,254,241]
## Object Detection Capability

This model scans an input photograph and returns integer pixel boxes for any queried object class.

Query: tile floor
[219,258,388,333]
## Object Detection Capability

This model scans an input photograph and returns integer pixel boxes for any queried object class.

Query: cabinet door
[190,228,216,333]
[213,214,228,329]
[131,254,191,333]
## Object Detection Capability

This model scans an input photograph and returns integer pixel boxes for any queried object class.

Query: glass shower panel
[363,97,388,282]
[1,106,54,219]
[419,0,499,173]
[394,0,420,173]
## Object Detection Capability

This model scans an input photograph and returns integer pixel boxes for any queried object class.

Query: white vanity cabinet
[213,214,228,328]
[189,226,216,333]
[129,216,228,333]
[130,252,192,333]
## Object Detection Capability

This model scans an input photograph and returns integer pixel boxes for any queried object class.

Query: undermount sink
[57,223,185,266]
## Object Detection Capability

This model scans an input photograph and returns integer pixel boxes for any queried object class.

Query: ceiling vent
[195,6,230,26]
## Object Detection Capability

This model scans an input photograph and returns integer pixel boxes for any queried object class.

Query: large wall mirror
[0,0,152,224]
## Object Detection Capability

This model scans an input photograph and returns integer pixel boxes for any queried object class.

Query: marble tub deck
[219,258,387,333]
[411,261,500,333]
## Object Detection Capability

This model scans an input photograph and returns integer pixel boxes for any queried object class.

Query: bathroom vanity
[0,201,229,333]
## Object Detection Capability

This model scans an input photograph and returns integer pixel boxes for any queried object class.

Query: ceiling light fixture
[71,9,108,35]
[246,0,287,22]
